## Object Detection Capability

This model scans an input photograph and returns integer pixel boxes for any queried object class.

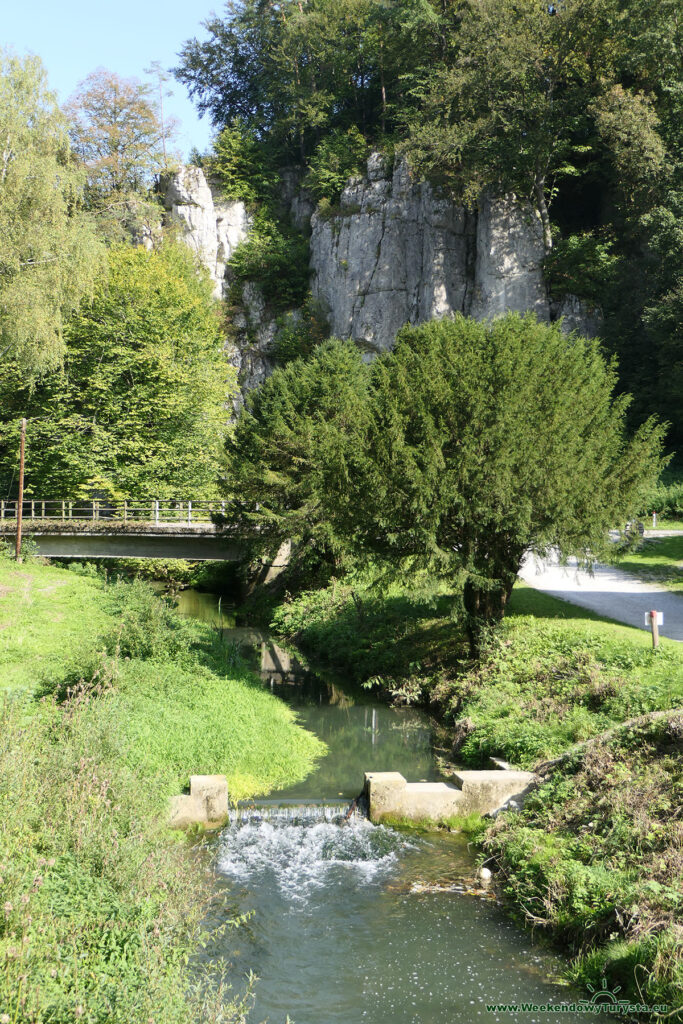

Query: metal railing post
[61,500,65,522]
[187,500,192,525]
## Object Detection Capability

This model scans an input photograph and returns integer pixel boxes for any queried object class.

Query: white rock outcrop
[164,166,251,299]
[310,156,550,353]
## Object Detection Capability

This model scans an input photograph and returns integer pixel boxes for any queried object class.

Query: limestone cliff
[164,159,599,402]
[310,154,550,353]
[164,165,251,301]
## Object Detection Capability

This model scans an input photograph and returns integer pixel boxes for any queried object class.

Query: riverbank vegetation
[0,549,324,1021]
[271,574,683,1014]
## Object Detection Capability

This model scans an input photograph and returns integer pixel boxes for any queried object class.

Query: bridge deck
[0,499,243,560]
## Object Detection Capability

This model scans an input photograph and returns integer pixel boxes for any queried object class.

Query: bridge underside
[25,532,242,562]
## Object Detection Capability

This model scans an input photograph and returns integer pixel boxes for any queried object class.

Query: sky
[2,0,220,157]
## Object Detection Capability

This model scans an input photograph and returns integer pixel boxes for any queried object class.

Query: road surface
[519,550,683,642]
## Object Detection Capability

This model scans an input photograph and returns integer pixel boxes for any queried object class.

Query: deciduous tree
[0,244,234,499]
[0,51,102,370]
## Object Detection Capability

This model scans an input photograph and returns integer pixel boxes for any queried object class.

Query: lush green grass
[0,551,325,1021]
[0,551,114,691]
[486,713,683,1017]
[443,586,683,768]
[617,534,683,592]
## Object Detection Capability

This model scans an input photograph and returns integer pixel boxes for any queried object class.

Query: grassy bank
[0,552,324,1022]
[618,535,683,593]
[271,572,683,1016]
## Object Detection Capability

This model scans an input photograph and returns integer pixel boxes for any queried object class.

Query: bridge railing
[0,499,227,525]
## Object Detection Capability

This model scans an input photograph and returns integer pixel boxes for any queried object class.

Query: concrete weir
[364,768,537,823]
[169,775,229,830]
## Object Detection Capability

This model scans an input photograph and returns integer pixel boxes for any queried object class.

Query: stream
[175,589,589,1024]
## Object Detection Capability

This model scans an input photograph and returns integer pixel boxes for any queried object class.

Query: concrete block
[364,768,538,824]
[451,770,536,815]
[169,775,229,829]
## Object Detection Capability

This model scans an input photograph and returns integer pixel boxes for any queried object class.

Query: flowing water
[176,590,590,1024]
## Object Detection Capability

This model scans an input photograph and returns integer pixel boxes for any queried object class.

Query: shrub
[228,211,309,311]
[545,232,620,304]
[305,127,369,202]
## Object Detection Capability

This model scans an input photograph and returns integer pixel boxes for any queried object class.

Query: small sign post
[15,418,26,563]
[645,610,663,648]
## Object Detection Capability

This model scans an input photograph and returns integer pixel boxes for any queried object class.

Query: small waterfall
[228,796,366,826]
[218,796,405,902]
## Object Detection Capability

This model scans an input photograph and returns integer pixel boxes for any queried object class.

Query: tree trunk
[463,571,516,658]
[534,168,552,254]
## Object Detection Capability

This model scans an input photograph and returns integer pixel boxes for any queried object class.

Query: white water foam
[217,817,409,902]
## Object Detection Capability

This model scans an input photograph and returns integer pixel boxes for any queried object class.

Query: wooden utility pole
[15,418,26,562]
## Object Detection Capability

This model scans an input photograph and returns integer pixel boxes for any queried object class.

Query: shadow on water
[177,589,589,1024]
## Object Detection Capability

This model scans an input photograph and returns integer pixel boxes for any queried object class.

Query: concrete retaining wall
[364,769,536,823]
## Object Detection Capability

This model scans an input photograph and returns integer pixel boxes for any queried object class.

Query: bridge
[0,498,244,561]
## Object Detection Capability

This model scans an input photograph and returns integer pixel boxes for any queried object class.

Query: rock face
[310,156,550,353]
[165,160,600,406]
[164,166,251,299]
[164,167,277,409]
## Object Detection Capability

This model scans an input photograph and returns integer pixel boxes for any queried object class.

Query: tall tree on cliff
[404,0,618,252]
[0,51,102,371]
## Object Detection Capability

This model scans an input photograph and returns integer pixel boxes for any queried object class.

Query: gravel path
[519,551,683,642]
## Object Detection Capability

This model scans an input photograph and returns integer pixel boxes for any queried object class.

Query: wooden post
[154,500,159,524]
[1,500,4,520]
[652,511,657,529]
[649,610,660,649]
[41,500,45,519]
[68,501,72,520]
[61,500,65,523]
[123,500,128,523]
[187,500,192,525]
[15,418,26,562]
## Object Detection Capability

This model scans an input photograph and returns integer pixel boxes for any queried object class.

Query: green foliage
[315,315,665,640]
[272,299,328,364]
[0,689,252,1024]
[228,210,309,311]
[304,127,369,202]
[545,233,620,305]
[638,468,683,518]
[0,242,234,499]
[0,551,326,1021]
[224,339,370,556]
[485,714,683,1012]
[175,0,442,160]
[442,599,683,767]
[209,116,276,204]
[0,50,103,370]
[271,567,461,693]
